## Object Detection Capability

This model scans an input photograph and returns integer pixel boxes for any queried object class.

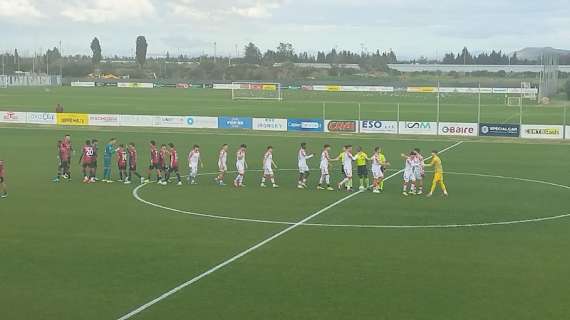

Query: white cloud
[61,0,155,23]
[0,0,42,18]
[169,0,283,20]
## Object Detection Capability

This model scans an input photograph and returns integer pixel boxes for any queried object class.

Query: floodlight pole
[322,102,326,123]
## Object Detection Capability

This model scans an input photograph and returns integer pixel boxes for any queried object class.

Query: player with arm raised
[261,146,279,188]
[424,150,448,197]
[234,144,247,188]
[401,151,419,196]
[317,144,334,191]
[0,160,7,198]
[337,145,356,192]
[188,145,204,185]
[297,142,314,189]
[215,144,229,186]
[355,146,370,190]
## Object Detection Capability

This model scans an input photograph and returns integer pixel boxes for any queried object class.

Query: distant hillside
[515,47,570,60]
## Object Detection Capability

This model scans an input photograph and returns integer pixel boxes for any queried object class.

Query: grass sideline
[1,123,569,319]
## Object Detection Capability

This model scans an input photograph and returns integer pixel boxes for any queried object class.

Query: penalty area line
[116,140,464,320]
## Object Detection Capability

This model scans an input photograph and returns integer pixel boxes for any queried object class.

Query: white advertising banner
[119,114,155,127]
[184,116,218,129]
[117,82,154,89]
[0,111,27,123]
[252,118,287,131]
[398,121,438,135]
[27,112,56,124]
[153,116,186,128]
[71,81,95,87]
[438,122,478,136]
[492,88,509,94]
[89,114,120,127]
[213,83,238,90]
[566,126,570,140]
[520,125,564,139]
[359,120,398,134]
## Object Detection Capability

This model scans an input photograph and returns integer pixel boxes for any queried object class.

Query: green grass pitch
[0,87,569,319]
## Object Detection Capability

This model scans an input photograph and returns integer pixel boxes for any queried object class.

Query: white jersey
[417,153,424,174]
[298,148,313,172]
[371,153,384,179]
[218,149,227,170]
[320,150,330,169]
[343,151,355,168]
[188,150,200,167]
[403,156,419,182]
[236,149,246,174]
[263,151,273,169]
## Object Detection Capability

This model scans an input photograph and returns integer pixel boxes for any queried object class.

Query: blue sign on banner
[218,117,252,129]
[479,123,520,137]
[287,118,324,132]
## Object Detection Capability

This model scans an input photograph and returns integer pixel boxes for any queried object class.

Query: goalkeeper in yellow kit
[424,150,448,197]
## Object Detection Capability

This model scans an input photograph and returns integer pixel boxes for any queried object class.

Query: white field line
[500,111,521,124]
[133,170,570,229]
[116,141,463,319]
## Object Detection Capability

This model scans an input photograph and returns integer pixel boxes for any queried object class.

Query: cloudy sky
[1,0,569,59]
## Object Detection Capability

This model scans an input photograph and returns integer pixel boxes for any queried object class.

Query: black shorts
[0,176,4,183]
[149,163,160,170]
[357,165,368,178]
[118,163,127,170]
[82,162,95,169]
[169,166,179,173]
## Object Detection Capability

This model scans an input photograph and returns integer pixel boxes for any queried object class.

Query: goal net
[521,82,537,100]
[232,82,282,100]
[0,75,7,88]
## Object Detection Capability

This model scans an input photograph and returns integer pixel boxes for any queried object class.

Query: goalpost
[231,82,282,101]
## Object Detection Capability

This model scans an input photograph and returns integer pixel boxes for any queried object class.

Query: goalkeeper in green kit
[102,138,117,183]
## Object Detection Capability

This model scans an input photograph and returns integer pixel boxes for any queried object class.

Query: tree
[135,36,148,68]
[243,42,261,64]
[276,42,294,62]
[90,38,102,65]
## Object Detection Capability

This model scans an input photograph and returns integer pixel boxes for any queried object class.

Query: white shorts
[236,162,245,175]
[320,166,329,175]
[413,167,423,180]
[404,170,416,183]
[372,166,383,179]
[344,166,353,178]
[189,165,198,176]
[299,164,309,173]
[264,167,273,176]
[218,162,227,172]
